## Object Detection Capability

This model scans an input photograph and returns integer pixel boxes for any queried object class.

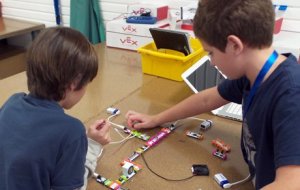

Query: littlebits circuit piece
[200,120,213,130]
[106,107,120,115]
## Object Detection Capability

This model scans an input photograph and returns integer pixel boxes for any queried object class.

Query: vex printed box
[106,18,169,51]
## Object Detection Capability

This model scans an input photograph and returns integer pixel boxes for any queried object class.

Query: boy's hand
[87,119,111,145]
[125,110,158,130]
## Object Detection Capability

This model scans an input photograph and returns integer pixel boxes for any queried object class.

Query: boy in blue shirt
[126,0,300,189]
[0,27,111,189]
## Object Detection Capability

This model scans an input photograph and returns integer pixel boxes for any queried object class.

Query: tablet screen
[182,56,225,93]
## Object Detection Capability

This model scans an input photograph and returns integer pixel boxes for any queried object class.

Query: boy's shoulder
[270,53,300,89]
[283,53,299,64]
[1,92,26,108]
[280,54,300,75]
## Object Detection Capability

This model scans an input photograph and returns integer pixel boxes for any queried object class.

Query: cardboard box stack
[272,0,300,62]
[106,3,169,51]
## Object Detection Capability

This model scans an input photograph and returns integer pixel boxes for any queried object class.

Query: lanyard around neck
[243,50,279,118]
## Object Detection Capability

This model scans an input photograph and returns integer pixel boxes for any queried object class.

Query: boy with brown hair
[0,27,111,189]
[126,0,300,189]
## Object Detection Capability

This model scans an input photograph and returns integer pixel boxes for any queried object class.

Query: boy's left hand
[87,119,111,145]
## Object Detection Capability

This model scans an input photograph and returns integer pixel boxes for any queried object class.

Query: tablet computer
[181,55,224,93]
[181,55,243,121]
[149,28,191,56]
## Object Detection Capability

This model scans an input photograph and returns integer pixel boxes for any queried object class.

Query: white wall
[1,0,299,58]
[1,0,299,31]
[1,0,197,27]
[2,0,70,26]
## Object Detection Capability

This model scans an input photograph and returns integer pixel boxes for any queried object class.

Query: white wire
[114,128,127,138]
[187,117,206,122]
[223,174,251,188]
[171,117,206,127]
[107,114,126,130]
[106,113,134,145]
[109,133,134,144]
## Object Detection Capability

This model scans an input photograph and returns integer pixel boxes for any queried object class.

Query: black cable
[141,153,194,181]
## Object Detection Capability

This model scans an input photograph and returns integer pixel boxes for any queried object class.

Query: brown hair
[26,27,98,101]
[193,0,275,52]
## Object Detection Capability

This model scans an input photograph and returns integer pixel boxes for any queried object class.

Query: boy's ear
[69,75,82,91]
[69,81,78,91]
[226,35,244,55]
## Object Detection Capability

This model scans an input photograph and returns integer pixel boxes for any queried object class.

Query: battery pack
[214,173,230,188]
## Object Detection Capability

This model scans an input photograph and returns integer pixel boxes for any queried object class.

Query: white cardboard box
[274,5,300,33]
[106,32,153,51]
[106,18,170,51]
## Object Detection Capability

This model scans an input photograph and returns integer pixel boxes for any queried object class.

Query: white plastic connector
[106,107,120,115]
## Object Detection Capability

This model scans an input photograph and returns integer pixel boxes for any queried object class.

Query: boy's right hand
[125,110,158,130]
[87,119,111,145]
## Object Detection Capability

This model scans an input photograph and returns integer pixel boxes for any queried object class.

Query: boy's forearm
[261,166,300,190]
[155,87,227,125]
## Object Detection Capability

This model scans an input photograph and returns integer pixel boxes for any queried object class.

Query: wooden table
[0,17,45,40]
[0,43,254,190]
[86,77,254,190]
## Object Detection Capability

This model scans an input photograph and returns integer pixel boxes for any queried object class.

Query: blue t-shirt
[0,93,87,190]
[218,54,300,189]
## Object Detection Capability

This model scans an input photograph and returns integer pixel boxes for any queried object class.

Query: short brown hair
[193,0,275,51]
[26,27,98,101]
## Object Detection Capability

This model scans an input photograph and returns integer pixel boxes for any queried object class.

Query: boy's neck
[244,47,285,86]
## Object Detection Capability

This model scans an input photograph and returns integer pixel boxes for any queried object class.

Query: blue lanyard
[243,50,279,118]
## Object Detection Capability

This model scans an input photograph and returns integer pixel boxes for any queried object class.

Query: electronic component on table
[212,138,231,152]
[116,175,129,185]
[123,127,131,134]
[140,145,150,151]
[146,126,177,147]
[146,130,168,147]
[126,16,157,24]
[191,164,209,176]
[94,173,107,184]
[122,161,135,178]
[186,130,204,140]
[212,149,227,160]
[94,173,123,190]
[107,181,121,190]
[200,120,213,130]
[122,127,150,141]
[214,173,252,189]
[214,173,230,188]
[119,160,142,183]
[131,130,150,141]
[128,151,140,162]
[167,123,178,131]
[107,107,121,115]
[128,144,150,162]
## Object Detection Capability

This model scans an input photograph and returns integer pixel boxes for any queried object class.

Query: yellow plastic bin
[138,38,207,81]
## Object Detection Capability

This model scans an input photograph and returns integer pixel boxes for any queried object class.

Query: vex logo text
[120,37,138,46]
[132,8,147,15]
[122,25,137,33]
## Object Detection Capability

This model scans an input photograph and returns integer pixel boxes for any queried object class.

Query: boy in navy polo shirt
[0,27,111,190]
[125,0,300,189]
